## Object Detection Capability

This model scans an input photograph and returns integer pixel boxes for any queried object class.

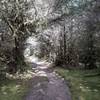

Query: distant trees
[79,21,97,69]
[79,1,100,69]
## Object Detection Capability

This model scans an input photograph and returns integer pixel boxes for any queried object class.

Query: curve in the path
[25,63,72,100]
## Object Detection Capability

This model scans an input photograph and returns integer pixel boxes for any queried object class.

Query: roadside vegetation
[56,68,100,100]
[0,71,33,100]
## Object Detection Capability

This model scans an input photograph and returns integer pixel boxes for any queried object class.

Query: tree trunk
[63,26,67,64]
[8,37,25,73]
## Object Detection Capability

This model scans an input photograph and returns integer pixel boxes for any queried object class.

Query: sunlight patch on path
[36,71,47,77]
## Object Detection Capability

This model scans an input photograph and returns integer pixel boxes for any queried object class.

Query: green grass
[0,72,33,100]
[55,68,100,100]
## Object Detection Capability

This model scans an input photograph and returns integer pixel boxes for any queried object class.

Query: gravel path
[25,63,72,100]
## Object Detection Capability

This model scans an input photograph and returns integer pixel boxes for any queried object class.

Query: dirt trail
[25,62,72,100]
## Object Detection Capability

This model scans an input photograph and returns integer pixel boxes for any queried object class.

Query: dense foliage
[37,0,100,69]
[0,0,100,76]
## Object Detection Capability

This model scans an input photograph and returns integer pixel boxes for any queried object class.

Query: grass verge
[55,68,100,100]
[0,71,34,100]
